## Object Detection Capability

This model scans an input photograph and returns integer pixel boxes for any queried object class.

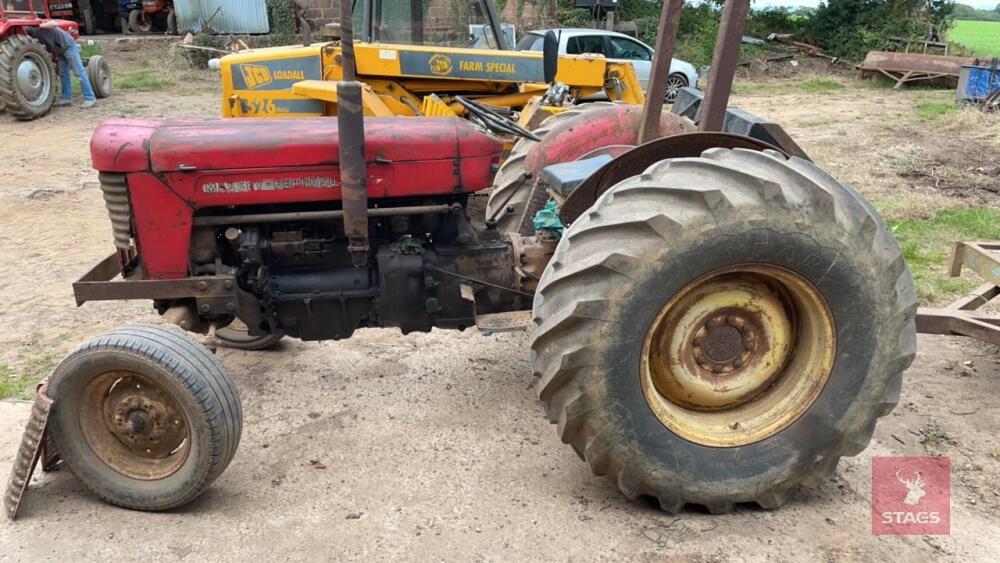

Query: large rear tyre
[129,9,153,33]
[216,320,285,351]
[0,36,56,121]
[166,10,179,35]
[486,103,695,233]
[486,102,616,233]
[532,148,916,513]
[48,324,242,511]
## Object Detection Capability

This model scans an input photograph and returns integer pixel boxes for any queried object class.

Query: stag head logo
[896,470,926,506]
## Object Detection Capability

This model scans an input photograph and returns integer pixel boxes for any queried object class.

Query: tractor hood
[91,117,503,173]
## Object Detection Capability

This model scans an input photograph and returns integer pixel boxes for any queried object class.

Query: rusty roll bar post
[638,0,684,144]
[337,0,369,266]
[697,0,751,131]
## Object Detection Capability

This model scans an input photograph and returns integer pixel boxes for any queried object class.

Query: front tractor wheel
[532,148,916,513]
[48,324,242,511]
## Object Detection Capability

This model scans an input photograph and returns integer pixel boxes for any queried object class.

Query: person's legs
[57,53,73,103]
[65,44,97,103]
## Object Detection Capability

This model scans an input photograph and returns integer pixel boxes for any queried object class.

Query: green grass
[890,207,1000,303]
[80,42,102,59]
[950,20,1000,58]
[799,77,844,93]
[118,70,169,92]
[916,102,957,120]
[0,334,59,400]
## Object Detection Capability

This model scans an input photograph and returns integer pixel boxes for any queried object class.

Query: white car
[517,28,699,103]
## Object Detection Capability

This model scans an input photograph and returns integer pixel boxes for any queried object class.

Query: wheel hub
[16,58,43,100]
[641,265,835,447]
[80,371,190,479]
[693,314,757,369]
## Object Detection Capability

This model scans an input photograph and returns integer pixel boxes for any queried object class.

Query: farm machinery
[0,0,111,120]
[5,0,916,518]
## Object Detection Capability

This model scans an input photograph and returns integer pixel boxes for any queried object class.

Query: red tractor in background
[0,0,111,119]
[126,0,177,35]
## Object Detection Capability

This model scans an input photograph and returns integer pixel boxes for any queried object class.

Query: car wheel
[665,72,688,104]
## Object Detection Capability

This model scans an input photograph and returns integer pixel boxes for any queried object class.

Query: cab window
[516,33,544,51]
[566,35,607,56]
[608,37,651,61]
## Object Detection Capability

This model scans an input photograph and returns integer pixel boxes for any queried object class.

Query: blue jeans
[58,44,96,102]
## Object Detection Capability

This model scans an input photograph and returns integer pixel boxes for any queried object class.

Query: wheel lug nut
[727,315,745,329]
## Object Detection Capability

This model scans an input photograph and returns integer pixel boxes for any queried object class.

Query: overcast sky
[756,0,997,8]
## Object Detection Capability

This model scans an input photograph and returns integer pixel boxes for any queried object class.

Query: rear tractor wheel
[532,148,916,513]
[0,35,56,120]
[48,324,242,510]
[486,102,616,233]
[129,9,153,34]
[486,102,695,233]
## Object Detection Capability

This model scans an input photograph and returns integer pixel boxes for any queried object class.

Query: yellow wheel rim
[641,264,835,447]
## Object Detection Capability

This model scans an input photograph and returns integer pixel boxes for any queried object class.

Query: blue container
[957,60,1000,104]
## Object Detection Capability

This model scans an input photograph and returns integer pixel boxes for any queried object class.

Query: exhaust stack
[336,0,369,266]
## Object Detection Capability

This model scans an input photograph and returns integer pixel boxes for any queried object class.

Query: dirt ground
[1,44,999,561]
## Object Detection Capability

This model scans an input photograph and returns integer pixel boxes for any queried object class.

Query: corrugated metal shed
[174,0,270,34]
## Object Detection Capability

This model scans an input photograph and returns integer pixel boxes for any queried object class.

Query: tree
[805,0,956,60]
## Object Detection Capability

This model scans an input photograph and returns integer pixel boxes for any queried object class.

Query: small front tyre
[532,148,916,513]
[87,55,112,99]
[48,324,242,511]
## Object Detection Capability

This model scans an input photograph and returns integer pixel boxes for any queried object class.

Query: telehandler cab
[5,0,914,519]
[217,0,648,123]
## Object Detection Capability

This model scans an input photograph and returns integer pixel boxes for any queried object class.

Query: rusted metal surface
[858,51,977,89]
[916,308,1000,344]
[949,241,1000,285]
[338,82,370,267]
[5,383,53,520]
[641,265,835,447]
[73,253,240,309]
[509,233,557,295]
[697,0,751,131]
[81,371,190,480]
[637,0,684,144]
[560,132,783,224]
[916,241,1000,345]
[192,204,452,227]
[338,0,367,267]
[860,51,975,76]
[338,0,357,82]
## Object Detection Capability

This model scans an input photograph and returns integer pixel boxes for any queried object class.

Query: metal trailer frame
[916,241,1000,346]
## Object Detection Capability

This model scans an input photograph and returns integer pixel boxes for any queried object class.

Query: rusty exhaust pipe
[337,0,369,266]
[637,0,684,145]
[697,0,751,131]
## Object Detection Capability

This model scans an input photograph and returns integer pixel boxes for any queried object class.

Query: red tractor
[6,0,915,517]
[126,0,177,35]
[0,0,111,120]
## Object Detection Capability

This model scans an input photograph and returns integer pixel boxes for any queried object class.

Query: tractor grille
[99,173,132,250]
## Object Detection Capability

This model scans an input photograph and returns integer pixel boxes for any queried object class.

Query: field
[951,20,1000,57]
[1,40,1000,561]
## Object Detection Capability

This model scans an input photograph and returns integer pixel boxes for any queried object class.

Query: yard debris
[858,51,978,89]
[767,33,843,65]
